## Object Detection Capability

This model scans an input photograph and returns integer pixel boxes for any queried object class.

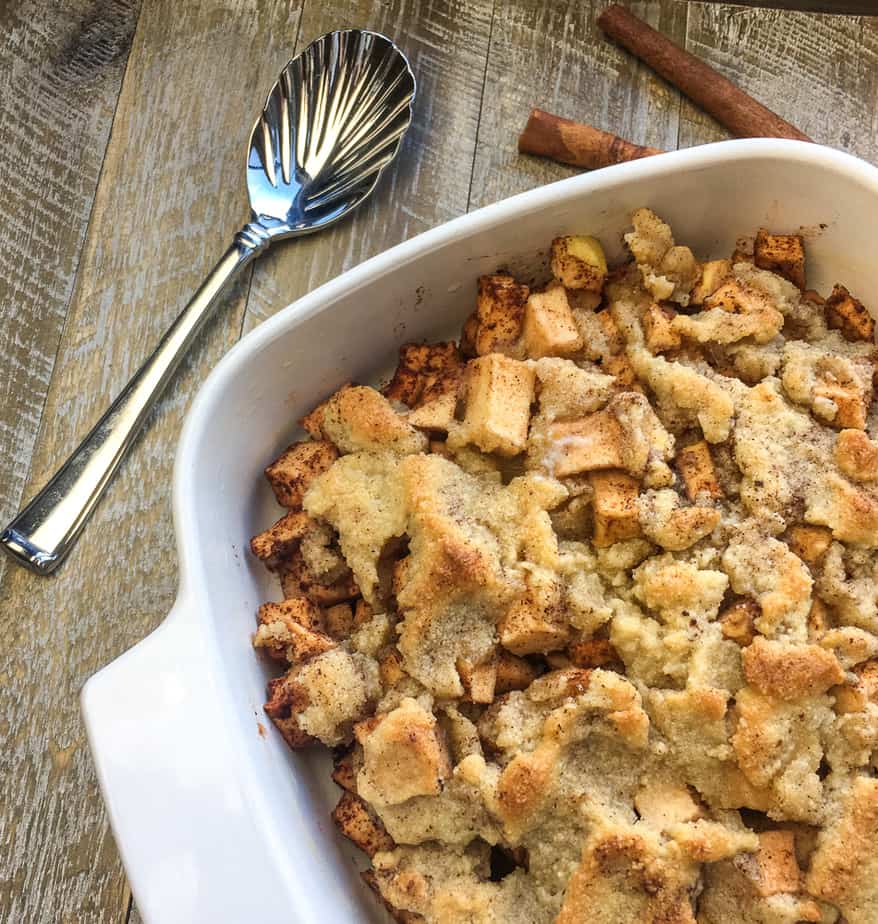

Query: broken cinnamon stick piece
[519,109,662,170]
[597,5,811,143]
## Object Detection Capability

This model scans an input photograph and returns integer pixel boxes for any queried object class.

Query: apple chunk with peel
[550,235,607,292]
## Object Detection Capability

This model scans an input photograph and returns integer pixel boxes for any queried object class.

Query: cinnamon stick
[518,109,662,170]
[597,4,811,143]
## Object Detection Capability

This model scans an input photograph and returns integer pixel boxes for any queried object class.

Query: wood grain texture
[469,0,688,210]
[4,2,878,923]
[241,0,494,333]
[0,2,302,922]
[678,5,878,162]
[0,0,140,582]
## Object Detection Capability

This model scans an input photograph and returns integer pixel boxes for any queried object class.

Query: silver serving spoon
[1,29,416,575]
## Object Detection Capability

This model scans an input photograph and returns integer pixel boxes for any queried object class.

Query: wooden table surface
[1,1,876,921]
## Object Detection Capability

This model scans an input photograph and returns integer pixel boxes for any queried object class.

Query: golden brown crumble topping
[249,209,878,924]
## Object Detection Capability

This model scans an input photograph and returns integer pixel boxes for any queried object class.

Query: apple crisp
[250,209,878,924]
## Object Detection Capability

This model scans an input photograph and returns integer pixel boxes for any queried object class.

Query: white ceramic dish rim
[81,138,878,924]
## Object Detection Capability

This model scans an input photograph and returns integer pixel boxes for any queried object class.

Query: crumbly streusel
[250,209,878,924]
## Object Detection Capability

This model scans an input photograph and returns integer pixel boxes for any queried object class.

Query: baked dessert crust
[250,213,878,924]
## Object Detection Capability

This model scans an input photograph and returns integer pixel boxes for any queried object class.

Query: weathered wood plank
[0,0,140,585]
[678,5,878,163]
[241,0,495,333]
[7,3,878,924]
[0,2,303,922]
[469,0,688,210]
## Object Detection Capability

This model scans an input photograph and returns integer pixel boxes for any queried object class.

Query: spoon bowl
[247,30,415,237]
[1,29,416,574]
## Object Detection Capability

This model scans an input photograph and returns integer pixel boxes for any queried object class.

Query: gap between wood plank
[466,0,499,213]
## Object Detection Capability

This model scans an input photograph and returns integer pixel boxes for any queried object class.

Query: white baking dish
[82,139,878,924]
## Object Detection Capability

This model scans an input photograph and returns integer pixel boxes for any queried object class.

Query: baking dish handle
[81,594,294,924]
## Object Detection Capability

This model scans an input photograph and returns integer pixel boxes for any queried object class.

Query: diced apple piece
[265,440,338,509]
[494,651,540,693]
[731,236,754,264]
[378,648,406,689]
[383,341,462,408]
[407,390,458,431]
[546,411,625,477]
[253,597,326,661]
[550,235,608,292]
[332,791,395,857]
[707,278,768,314]
[457,655,498,704]
[523,284,584,358]
[787,525,832,565]
[253,616,335,665]
[567,638,619,669]
[250,511,314,565]
[825,283,874,342]
[260,597,324,632]
[589,470,641,547]
[331,747,358,792]
[361,871,423,924]
[676,441,723,501]
[603,353,641,390]
[460,311,479,357]
[300,394,336,439]
[719,599,759,646]
[324,602,355,640]
[278,552,359,606]
[690,259,732,306]
[475,273,529,356]
[746,830,802,897]
[453,354,535,456]
[264,672,314,748]
[754,229,806,289]
[500,579,569,656]
[500,599,570,655]
[643,302,681,353]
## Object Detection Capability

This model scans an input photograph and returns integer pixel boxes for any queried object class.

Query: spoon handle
[1,224,269,575]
